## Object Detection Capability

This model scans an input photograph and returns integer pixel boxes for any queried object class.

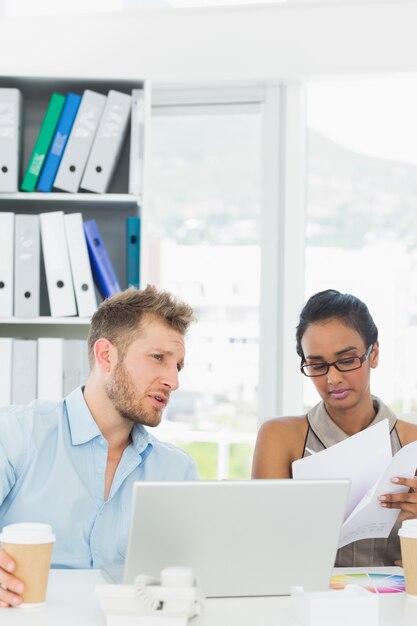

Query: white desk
[1,568,417,626]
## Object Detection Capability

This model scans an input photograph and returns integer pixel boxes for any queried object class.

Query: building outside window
[148,98,262,478]
[305,75,417,416]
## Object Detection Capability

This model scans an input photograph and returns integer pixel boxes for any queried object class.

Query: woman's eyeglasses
[300,344,373,378]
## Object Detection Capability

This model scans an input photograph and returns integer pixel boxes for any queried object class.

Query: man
[0,286,198,607]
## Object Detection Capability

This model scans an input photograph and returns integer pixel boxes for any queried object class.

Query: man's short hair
[87,285,195,368]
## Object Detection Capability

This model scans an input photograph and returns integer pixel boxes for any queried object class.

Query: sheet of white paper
[338,439,417,548]
[292,419,392,517]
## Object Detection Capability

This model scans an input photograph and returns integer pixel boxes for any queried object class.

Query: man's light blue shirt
[0,387,198,569]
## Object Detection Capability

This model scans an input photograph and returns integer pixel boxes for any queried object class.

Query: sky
[308,74,417,166]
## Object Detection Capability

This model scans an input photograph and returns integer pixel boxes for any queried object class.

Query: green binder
[21,93,65,192]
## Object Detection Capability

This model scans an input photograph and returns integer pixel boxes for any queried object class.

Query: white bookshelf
[0,192,138,204]
[0,74,148,337]
[0,318,91,340]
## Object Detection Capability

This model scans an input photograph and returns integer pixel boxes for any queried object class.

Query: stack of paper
[292,420,417,547]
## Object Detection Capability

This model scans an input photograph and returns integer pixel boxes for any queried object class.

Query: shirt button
[97,468,103,474]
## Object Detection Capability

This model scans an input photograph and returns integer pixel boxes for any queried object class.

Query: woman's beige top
[303,396,402,567]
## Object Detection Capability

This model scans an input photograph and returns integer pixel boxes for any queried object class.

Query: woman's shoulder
[255,415,309,456]
[258,414,308,437]
[252,415,308,478]
[395,418,417,446]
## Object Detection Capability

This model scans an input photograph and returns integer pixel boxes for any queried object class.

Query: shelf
[0,193,141,216]
[0,317,91,339]
[0,317,91,325]
[0,76,145,100]
[0,192,140,204]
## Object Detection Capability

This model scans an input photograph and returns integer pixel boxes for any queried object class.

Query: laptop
[114,479,350,597]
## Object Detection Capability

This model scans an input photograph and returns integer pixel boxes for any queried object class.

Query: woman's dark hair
[296,289,378,360]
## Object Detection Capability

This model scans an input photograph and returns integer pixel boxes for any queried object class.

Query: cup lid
[398,519,417,539]
[0,523,56,545]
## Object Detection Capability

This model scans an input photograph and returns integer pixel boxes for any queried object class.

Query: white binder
[63,212,97,317]
[128,88,145,196]
[0,88,22,192]
[63,339,89,395]
[63,339,81,396]
[14,214,40,318]
[37,337,64,400]
[0,338,12,405]
[11,339,37,404]
[79,340,89,384]
[80,89,132,193]
[0,212,14,317]
[54,90,106,193]
[40,211,77,317]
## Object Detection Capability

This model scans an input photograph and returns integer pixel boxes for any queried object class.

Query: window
[148,91,262,477]
[306,75,417,413]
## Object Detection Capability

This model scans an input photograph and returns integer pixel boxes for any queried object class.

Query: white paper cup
[0,523,56,607]
[398,520,417,596]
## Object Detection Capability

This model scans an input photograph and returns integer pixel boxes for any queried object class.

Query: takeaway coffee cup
[398,519,417,596]
[0,523,56,607]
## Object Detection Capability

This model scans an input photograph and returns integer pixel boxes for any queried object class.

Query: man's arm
[0,412,29,607]
[184,460,199,480]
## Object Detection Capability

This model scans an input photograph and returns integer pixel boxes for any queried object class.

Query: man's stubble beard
[105,360,163,427]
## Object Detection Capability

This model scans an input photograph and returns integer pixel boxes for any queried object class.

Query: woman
[252,289,417,566]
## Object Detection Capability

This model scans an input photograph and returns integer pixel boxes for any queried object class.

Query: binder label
[29,153,45,176]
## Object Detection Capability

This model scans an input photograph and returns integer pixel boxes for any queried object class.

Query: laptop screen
[121,479,350,597]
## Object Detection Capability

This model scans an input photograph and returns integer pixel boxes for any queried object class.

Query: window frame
[150,82,306,426]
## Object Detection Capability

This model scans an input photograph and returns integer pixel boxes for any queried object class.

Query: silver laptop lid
[123,479,349,597]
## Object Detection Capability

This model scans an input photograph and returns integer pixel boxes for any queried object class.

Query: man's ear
[94,338,116,373]
[370,341,379,369]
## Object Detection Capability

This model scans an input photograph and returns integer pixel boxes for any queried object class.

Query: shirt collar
[131,424,153,458]
[65,386,102,445]
[65,386,154,457]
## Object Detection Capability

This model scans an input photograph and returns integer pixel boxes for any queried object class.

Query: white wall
[0,1,417,82]
[1,1,413,419]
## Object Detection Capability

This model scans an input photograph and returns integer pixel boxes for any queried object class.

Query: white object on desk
[291,584,379,626]
[96,567,203,626]
[105,615,188,626]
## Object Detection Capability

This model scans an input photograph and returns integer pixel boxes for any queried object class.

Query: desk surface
[1,568,417,626]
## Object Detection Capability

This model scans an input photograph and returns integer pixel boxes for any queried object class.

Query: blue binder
[83,219,121,299]
[37,92,82,192]
[127,217,140,289]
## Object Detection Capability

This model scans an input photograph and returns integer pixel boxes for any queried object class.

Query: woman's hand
[379,476,417,521]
